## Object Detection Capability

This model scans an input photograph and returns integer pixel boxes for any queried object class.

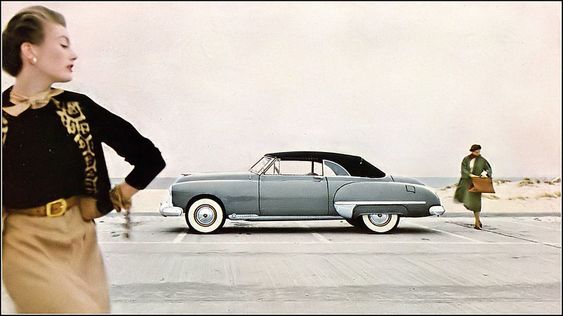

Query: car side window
[323,160,350,176]
[268,160,323,176]
[263,159,280,175]
[324,165,337,176]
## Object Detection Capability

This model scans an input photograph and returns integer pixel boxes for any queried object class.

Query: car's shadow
[164,226,433,235]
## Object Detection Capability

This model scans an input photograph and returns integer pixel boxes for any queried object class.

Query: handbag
[468,177,495,193]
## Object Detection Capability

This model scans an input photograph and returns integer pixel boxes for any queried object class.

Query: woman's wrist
[119,182,139,200]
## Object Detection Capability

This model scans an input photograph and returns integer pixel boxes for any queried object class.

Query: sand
[129,177,561,214]
[437,177,561,213]
[130,189,170,213]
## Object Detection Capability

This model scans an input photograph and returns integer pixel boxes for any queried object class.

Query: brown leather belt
[5,196,80,217]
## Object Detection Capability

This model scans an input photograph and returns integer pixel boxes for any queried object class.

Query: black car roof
[264,151,386,178]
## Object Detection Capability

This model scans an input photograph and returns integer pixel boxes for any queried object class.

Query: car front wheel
[185,198,225,233]
[361,213,400,233]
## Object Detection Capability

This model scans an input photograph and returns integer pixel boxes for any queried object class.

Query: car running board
[228,214,343,221]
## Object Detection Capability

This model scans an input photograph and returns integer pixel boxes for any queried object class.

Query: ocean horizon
[111,176,560,190]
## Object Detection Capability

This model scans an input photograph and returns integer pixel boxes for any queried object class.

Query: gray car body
[168,153,443,220]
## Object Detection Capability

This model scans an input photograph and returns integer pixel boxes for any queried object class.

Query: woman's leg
[473,211,482,229]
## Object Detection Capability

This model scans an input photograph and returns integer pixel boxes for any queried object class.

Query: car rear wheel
[185,198,225,233]
[361,213,400,233]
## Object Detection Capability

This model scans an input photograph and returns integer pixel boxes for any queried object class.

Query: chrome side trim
[333,201,427,218]
[228,214,259,219]
[228,214,342,221]
[335,201,427,205]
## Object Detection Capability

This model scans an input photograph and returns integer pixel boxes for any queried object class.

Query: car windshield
[249,156,273,174]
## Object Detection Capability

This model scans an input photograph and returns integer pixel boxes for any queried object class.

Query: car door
[259,160,328,216]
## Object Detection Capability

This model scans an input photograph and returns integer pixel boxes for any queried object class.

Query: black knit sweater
[2,87,166,214]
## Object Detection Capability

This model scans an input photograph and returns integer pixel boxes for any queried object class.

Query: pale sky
[2,2,561,178]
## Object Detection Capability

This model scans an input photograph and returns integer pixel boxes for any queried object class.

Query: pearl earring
[31,57,37,64]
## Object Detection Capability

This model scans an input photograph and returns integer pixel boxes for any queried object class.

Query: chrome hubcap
[368,213,391,226]
[195,205,216,226]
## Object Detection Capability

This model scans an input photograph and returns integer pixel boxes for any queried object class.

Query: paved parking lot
[3,215,561,314]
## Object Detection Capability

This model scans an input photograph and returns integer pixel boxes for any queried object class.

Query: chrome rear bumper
[429,205,446,216]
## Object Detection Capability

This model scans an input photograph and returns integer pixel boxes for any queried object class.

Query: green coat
[454,155,493,212]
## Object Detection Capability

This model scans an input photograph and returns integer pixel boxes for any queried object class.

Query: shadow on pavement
[162,225,435,235]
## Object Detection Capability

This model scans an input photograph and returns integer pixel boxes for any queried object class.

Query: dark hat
[470,144,482,152]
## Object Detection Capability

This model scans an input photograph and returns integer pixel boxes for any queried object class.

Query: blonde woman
[2,6,165,312]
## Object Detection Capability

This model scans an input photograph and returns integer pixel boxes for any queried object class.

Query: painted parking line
[297,222,331,243]
[172,232,187,243]
[312,233,331,243]
[494,219,562,231]
[409,222,485,243]
[446,221,562,249]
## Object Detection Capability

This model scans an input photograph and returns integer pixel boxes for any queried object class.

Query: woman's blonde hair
[2,6,66,76]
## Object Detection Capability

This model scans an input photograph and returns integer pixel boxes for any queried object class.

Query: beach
[437,177,561,214]
[129,177,561,215]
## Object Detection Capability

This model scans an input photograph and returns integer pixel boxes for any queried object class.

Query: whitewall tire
[185,198,225,233]
[361,213,400,233]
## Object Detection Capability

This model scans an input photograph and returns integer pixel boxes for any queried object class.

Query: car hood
[175,172,253,184]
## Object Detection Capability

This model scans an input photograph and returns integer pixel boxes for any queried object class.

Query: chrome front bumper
[429,205,446,216]
[159,193,183,217]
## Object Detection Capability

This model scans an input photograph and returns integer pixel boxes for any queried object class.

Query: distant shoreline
[111,176,561,189]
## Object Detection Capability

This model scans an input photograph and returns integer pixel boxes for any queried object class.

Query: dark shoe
[479,221,483,229]
[474,225,481,230]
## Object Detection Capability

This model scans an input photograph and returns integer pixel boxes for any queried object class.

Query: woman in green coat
[454,144,493,230]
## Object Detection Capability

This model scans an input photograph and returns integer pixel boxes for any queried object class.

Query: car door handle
[313,176,324,182]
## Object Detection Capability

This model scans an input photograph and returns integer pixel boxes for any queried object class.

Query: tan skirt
[2,205,110,313]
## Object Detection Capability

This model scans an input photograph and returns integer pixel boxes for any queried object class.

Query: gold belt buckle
[46,198,67,217]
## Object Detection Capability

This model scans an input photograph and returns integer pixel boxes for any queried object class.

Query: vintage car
[159,151,445,233]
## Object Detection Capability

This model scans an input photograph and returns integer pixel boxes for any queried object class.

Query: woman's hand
[118,182,139,201]
[109,182,138,239]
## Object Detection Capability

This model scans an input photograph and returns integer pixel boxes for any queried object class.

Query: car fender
[333,181,441,219]
[172,179,259,215]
